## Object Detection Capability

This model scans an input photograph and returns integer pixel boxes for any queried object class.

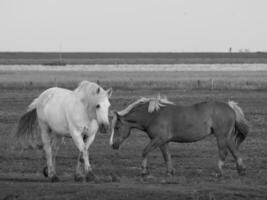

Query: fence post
[211,79,214,90]
[54,77,57,87]
[197,80,200,89]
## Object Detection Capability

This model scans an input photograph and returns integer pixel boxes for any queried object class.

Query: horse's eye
[96,104,100,109]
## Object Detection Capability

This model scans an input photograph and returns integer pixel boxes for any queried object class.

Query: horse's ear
[106,88,113,98]
[96,87,100,94]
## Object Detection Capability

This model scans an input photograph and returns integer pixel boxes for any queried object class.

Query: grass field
[0,66,267,199]
[1,64,267,91]
[1,52,267,65]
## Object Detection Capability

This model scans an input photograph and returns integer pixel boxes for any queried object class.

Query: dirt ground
[0,88,267,200]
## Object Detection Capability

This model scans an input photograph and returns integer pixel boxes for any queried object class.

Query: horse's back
[148,104,211,141]
[37,87,76,113]
[36,87,88,135]
[148,101,235,142]
[187,101,236,130]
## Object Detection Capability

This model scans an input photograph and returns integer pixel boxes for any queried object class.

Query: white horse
[15,80,112,182]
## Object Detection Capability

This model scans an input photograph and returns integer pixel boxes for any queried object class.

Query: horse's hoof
[86,171,95,182]
[215,172,223,178]
[51,175,60,182]
[142,174,155,182]
[74,174,84,182]
[141,166,149,177]
[237,167,246,176]
[167,172,173,177]
[43,166,48,178]
[237,163,246,176]
[141,171,150,177]
[111,174,120,182]
[167,168,176,176]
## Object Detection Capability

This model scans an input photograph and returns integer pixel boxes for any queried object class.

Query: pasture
[1,52,267,65]
[0,65,267,200]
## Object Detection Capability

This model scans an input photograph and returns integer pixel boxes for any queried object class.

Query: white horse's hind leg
[51,135,61,175]
[40,122,59,182]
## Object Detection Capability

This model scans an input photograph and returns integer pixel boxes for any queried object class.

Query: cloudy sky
[0,0,266,52]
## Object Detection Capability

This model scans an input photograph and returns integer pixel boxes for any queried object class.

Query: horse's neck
[124,104,150,130]
[74,90,96,120]
[74,89,93,105]
[74,89,87,102]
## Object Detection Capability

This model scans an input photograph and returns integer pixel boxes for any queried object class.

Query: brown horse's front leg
[160,144,175,176]
[141,137,164,176]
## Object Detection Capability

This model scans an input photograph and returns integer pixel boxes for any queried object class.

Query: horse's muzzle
[99,123,109,134]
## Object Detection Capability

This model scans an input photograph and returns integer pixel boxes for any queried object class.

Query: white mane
[74,80,106,105]
[147,95,175,113]
[74,80,98,94]
[117,95,175,116]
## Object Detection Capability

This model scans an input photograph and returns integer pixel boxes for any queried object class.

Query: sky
[0,0,266,52]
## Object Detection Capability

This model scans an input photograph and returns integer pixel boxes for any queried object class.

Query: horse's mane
[74,80,98,93]
[118,95,175,116]
[74,80,106,105]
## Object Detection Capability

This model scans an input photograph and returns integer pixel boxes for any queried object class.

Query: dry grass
[0,69,267,91]
[1,63,267,71]
[1,52,267,65]
[0,87,266,200]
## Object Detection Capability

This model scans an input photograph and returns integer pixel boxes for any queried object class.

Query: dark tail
[228,101,249,147]
[15,108,39,148]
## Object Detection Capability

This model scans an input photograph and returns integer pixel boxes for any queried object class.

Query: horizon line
[1,51,266,54]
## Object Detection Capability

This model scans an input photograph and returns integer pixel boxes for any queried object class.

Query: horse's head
[109,112,131,150]
[94,87,113,134]
[75,81,113,134]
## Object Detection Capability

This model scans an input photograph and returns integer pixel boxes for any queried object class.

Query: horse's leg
[226,138,246,176]
[141,157,149,176]
[83,132,97,182]
[74,135,88,181]
[215,135,228,177]
[51,135,61,179]
[72,126,97,182]
[75,135,97,182]
[74,135,96,182]
[71,131,89,182]
[160,144,175,176]
[141,137,164,176]
[82,120,98,181]
[40,124,59,182]
[74,152,84,181]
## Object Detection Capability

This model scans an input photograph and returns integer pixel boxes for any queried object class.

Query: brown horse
[110,96,249,177]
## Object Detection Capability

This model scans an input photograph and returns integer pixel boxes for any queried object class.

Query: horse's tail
[228,101,249,147]
[15,98,40,148]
